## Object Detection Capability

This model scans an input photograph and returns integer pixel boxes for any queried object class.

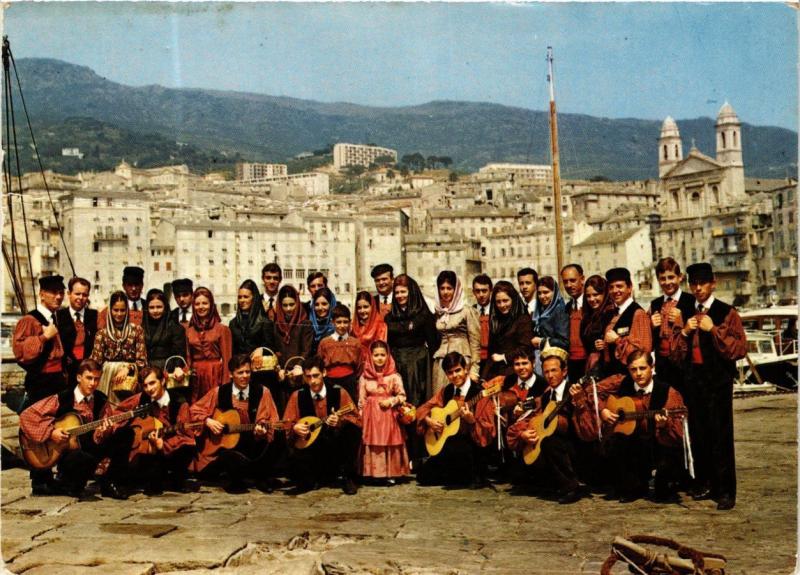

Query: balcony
[711,256,750,273]
[93,231,129,242]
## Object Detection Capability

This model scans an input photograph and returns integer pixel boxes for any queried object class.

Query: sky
[3,2,797,131]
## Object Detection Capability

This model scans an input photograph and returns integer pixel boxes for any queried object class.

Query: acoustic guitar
[425,381,502,456]
[522,392,572,465]
[128,417,204,462]
[200,408,289,458]
[293,403,356,449]
[604,395,688,436]
[19,402,156,470]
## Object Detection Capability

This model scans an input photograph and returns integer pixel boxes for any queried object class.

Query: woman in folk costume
[272,284,313,411]
[358,340,410,483]
[579,274,616,377]
[431,271,481,395]
[91,290,148,400]
[384,274,439,407]
[531,275,570,375]
[480,281,534,381]
[185,287,233,403]
[352,291,388,360]
[308,287,337,357]
[142,288,186,372]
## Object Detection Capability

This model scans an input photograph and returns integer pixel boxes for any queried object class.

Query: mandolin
[604,395,688,436]
[19,402,156,470]
[424,381,502,456]
[522,392,572,465]
[293,403,356,450]
[199,408,289,458]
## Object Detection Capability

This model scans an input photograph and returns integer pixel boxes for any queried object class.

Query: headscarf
[274,285,307,344]
[580,275,615,345]
[362,340,397,388]
[309,287,337,346]
[142,288,171,349]
[105,290,133,343]
[534,276,566,323]
[352,291,387,352]
[232,279,268,348]
[189,287,221,331]
[434,271,465,315]
[489,281,527,336]
[390,274,430,319]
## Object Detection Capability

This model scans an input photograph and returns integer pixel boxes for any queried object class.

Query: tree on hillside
[386,169,395,180]
[440,156,453,168]
[448,171,459,183]
[399,165,410,177]
[427,155,439,169]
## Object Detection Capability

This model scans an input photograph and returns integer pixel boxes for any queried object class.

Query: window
[92,197,98,207]
[166,262,172,271]
[154,262,160,272]
[208,230,213,239]
[93,242,99,252]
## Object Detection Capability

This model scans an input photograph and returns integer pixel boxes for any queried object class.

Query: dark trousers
[327,374,358,405]
[416,433,486,486]
[135,445,195,488]
[685,370,736,500]
[606,432,683,495]
[510,434,580,495]
[57,427,135,491]
[201,437,271,485]
[654,355,686,399]
[289,423,361,486]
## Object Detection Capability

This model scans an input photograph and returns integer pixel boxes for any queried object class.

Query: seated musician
[501,348,546,425]
[190,354,280,494]
[283,355,362,495]
[599,350,686,503]
[98,366,196,494]
[506,344,586,504]
[18,359,131,499]
[416,351,496,488]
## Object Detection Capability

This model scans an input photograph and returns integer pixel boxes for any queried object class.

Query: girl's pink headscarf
[362,340,397,387]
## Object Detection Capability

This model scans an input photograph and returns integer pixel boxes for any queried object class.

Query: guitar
[19,402,156,470]
[425,381,502,456]
[522,392,572,465]
[604,395,688,436]
[293,403,357,450]
[200,408,289,458]
[128,417,204,462]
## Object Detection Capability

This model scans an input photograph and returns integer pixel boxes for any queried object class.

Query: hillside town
[3,102,797,316]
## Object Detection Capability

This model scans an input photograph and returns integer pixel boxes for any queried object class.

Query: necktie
[268,297,274,310]
[314,393,322,401]
[50,313,56,325]
[83,396,91,405]
[383,296,388,305]
[238,391,245,401]
[455,387,461,397]
[698,304,705,313]
[480,306,486,316]
[75,311,82,323]
[636,389,646,397]
[550,390,557,404]
[181,310,187,322]
[133,301,139,311]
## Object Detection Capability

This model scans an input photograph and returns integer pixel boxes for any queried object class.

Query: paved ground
[1,393,796,574]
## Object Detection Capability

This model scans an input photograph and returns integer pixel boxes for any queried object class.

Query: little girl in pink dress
[358,341,410,483]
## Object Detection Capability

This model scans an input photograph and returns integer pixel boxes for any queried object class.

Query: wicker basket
[164,356,192,390]
[112,363,139,393]
[283,355,306,389]
[252,347,279,372]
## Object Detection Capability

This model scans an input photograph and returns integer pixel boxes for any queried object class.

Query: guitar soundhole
[617,410,626,421]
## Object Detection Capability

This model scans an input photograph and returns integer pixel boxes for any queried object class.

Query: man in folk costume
[19,359,131,499]
[561,263,588,381]
[98,266,147,327]
[649,257,696,399]
[500,347,547,425]
[190,354,280,494]
[371,263,394,318]
[471,273,493,372]
[598,350,687,503]
[283,355,362,495]
[416,351,496,488]
[261,263,282,320]
[168,278,194,327]
[506,344,586,504]
[670,262,746,511]
[57,276,98,388]
[99,365,196,494]
[601,267,652,377]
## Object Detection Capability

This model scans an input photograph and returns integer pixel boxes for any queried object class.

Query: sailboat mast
[546,46,565,275]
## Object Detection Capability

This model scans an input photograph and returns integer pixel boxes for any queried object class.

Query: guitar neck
[620,408,686,420]
[227,420,287,434]
[70,406,147,436]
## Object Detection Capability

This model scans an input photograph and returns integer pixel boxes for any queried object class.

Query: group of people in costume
[14,256,746,510]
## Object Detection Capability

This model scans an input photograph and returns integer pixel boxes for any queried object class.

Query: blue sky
[5,2,797,130]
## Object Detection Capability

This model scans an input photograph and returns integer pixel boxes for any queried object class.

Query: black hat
[686,263,714,283]
[605,267,631,284]
[371,263,394,279]
[171,278,193,294]
[122,266,145,284]
[39,275,65,292]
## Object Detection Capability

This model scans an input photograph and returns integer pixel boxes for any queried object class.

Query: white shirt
[697,295,715,311]
[546,378,568,402]
[74,387,92,405]
[311,385,327,400]
[454,378,473,398]
[474,303,490,316]
[616,296,635,316]
[570,294,584,311]
[155,390,171,409]
[36,304,57,324]
[524,297,537,317]
[128,298,145,311]
[633,379,654,395]
[334,333,349,341]
[178,308,193,322]
[517,374,537,391]
[233,384,250,402]
[70,306,84,323]
[664,288,683,303]
[377,292,393,305]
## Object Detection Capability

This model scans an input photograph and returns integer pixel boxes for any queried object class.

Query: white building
[355,213,405,293]
[235,162,288,181]
[478,163,552,183]
[333,143,397,170]
[404,234,482,299]
[569,226,653,290]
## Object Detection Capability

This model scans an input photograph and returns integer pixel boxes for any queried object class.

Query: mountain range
[8,58,798,180]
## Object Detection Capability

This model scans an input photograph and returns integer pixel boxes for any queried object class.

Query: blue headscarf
[309,287,338,348]
[534,276,566,323]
